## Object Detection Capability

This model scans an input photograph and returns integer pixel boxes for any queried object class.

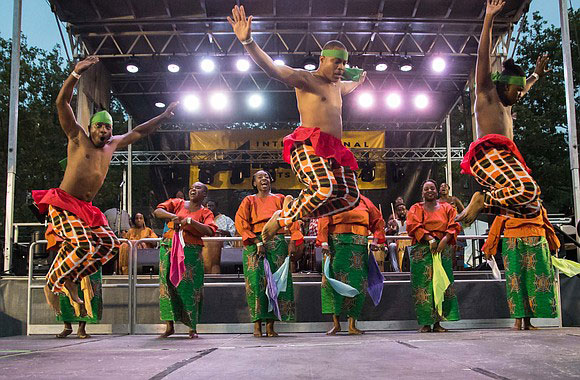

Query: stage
[0,328,578,379]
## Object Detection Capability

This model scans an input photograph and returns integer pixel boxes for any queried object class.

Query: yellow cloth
[63,276,94,318]
[432,252,450,316]
[551,256,580,277]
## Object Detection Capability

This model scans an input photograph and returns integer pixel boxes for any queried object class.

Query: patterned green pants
[56,269,102,324]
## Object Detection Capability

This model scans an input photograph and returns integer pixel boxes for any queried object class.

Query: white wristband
[531,72,539,80]
[321,242,329,247]
[256,242,264,247]
[71,71,81,79]
[241,37,254,45]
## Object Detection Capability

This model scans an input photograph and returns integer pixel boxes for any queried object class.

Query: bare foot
[283,195,293,211]
[56,327,73,339]
[262,210,282,242]
[455,191,485,227]
[432,323,448,332]
[266,321,279,337]
[512,318,523,331]
[348,317,365,335]
[419,325,432,333]
[77,331,91,339]
[188,330,199,339]
[523,318,539,330]
[159,322,175,338]
[63,279,83,305]
[44,284,61,315]
[327,316,341,335]
[253,321,263,338]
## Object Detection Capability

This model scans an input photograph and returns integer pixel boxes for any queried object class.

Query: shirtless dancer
[33,56,178,310]
[456,0,550,226]
[228,5,365,240]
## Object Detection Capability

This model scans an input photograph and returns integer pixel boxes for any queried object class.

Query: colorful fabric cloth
[283,126,359,170]
[215,214,236,248]
[460,134,531,175]
[278,139,360,228]
[502,236,558,319]
[159,240,204,329]
[156,199,217,245]
[321,234,369,319]
[242,234,295,322]
[410,243,460,325]
[32,188,108,227]
[46,205,119,294]
[56,269,102,323]
[461,135,541,219]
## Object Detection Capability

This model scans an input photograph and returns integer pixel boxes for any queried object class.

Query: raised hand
[359,71,367,84]
[534,54,551,77]
[162,101,179,118]
[227,5,253,42]
[485,0,505,18]
[74,56,99,74]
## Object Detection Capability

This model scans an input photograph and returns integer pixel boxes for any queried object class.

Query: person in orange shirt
[407,179,461,332]
[153,182,217,339]
[483,207,559,330]
[235,170,303,337]
[317,195,385,335]
[117,213,158,275]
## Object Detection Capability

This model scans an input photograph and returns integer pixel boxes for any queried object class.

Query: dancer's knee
[516,179,541,202]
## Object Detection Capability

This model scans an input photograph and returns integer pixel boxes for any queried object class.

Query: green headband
[321,49,349,61]
[491,72,526,87]
[90,110,113,126]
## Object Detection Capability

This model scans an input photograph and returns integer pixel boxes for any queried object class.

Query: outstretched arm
[521,54,550,96]
[56,56,99,139]
[228,5,311,89]
[476,0,505,92]
[114,102,178,149]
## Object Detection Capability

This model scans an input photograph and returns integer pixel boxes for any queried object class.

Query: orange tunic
[482,207,560,257]
[156,198,217,246]
[125,227,158,244]
[406,201,460,245]
[235,193,303,246]
[316,196,386,245]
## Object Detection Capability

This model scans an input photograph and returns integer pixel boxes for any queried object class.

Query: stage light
[236,58,250,72]
[248,93,264,109]
[360,161,376,182]
[399,56,413,72]
[183,94,200,112]
[200,58,215,73]
[199,165,215,185]
[414,93,429,109]
[155,102,166,108]
[274,58,285,66]
[167,58,180,73]
[303,55,317,71]
[230,165,251,185]
[432,56,446,73]
[210,92,229,111]
[385,93,402,109]
[375,57,388,72]
[126,58,139,73]
[358,92,375,108]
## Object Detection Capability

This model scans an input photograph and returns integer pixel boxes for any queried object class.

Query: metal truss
[110,147,464,166]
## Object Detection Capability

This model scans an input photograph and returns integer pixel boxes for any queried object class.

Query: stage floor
[0,328,578,379]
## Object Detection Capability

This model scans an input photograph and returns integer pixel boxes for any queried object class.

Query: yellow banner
[189,130,387,189]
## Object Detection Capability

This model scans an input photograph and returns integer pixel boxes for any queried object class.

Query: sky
[0,0,578,57]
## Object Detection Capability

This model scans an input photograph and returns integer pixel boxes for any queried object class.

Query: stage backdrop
[189,130,387,190]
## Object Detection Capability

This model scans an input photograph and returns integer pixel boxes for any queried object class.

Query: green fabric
[491,72,526,87]
[90,110,113,126]
[59,158,67,171]
[432,252,451,316]
[343,67,364,82]
[321,233,368,319]
[551,256,580,277]
[410,243,460,325]
[56,269,102,324]
[242,234,295,322]
[502,236,558,319]
[321,49,349,61]
[159,240,204,329]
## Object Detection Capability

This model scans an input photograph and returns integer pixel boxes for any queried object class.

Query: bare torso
[59,133,117,202]
[475,88,513,140]
[296,75,343,139]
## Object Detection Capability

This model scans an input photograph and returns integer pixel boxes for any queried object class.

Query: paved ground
[0,328,579,379]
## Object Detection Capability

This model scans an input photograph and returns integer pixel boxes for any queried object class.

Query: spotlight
[303,55,317,71]
[414,93,429,109]
[274,58,285,66]
[167,58,180,73]
[230,165,251,185]
[432,56,446,73]
[200,58,215,73]
[399,56,413,72]
[248,93,263,109]
[210,92,229,111]
[360,161,376,182]
[385,93,402,109]
[391,164,405,183]
[358,92,375,108]
[155,102,166,108]
[236,58,250,72]
[183,94,200,112]
[375,57,388,72]
[126,58,139,73]
[198,165,215,185]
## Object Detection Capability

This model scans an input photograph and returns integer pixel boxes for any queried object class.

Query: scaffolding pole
[3,0,22,274]
[445,115,453,195]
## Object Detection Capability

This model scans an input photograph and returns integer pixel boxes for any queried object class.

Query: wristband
[71,71,81,79]
[321,242,329,247]
[256,242,264,247]
[186,217,192,225]
[429,239,437,245]
[241,37,254,45]
[531,72,539,80]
